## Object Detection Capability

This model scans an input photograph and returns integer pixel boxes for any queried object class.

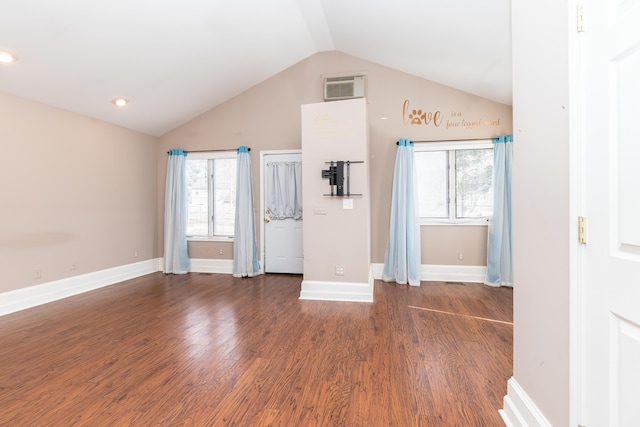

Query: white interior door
[582,0,640,425]
[264,153,303,274]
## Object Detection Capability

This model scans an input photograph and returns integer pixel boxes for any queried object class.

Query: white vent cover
[324,75,365,101]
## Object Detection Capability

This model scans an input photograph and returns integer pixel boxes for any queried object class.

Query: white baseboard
[158,258,234,275]
[2,260,484,316]
[3,258,235,317]
[299,279,373,302]
[370,263,487,283]
[0,259,159,317]
[500,377,552,427]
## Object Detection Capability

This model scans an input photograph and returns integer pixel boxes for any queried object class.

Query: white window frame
[415,139,493,226]
[186,151,237,242]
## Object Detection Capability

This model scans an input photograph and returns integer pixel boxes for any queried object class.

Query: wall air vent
[323,75,366,101]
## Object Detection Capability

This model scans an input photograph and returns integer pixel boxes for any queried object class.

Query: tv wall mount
[321,160,364,197]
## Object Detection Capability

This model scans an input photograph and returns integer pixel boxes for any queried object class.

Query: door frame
[259,149,302,275]
[569,1,584,424]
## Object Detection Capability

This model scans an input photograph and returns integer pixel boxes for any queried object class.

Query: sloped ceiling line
[0,0,511,136]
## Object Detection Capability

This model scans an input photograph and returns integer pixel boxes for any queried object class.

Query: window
[415,140,493,225]
[185,151,237,239]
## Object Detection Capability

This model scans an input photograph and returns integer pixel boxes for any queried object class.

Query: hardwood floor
[0,273,512,426]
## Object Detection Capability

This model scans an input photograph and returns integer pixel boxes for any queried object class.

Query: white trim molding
[0,259,159,317]
[370,263,487,283]
[299,279,373,302]
[500,377,552,427]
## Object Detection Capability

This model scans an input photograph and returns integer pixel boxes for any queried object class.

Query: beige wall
[0,51,511,295]
[511,1,571,425]
[157,51,512,265]
[301,98,370,284]
[0,92,158,293]
[422,226,487,265]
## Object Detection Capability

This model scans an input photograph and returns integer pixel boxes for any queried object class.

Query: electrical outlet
[33,268,41,279]
[219,249,223,255]
[134,251,139,258]
[458,253,464,261]
[335,266,344,276]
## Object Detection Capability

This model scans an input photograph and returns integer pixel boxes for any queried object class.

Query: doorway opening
[260,150,303,274]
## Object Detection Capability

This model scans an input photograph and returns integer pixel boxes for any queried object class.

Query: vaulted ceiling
[0,0,511,136]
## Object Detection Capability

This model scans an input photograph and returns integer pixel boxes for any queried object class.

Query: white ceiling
[0,0,512,137]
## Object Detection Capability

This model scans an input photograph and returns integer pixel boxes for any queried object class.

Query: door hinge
[577,5,585,32]
[578,216,587,244]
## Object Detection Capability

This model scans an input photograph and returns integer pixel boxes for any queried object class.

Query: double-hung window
[414,140,493,225]
[185,151,237,240]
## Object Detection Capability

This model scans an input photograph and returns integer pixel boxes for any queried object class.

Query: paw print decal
[408,109,426,125]
[402,100,444,127]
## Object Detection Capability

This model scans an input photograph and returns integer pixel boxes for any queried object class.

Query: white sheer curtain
[233,146,260,277]
[266,161,302,220]
[485,135,513,287]
[164,149,190,274]
[383,139,421,286]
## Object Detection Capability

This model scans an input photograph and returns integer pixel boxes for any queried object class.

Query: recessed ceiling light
[112,97,129,107]
[0,50,18,64]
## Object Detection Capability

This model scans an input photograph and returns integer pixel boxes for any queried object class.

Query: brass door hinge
[578,216,587,244]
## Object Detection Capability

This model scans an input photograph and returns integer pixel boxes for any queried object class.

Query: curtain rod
[397,138,491,145]
[167,148,250,154]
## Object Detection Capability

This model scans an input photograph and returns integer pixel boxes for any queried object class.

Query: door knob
[265,218,271,223]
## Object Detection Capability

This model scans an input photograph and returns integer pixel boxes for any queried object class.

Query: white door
[582,0,640,425]
[264,153,303,274]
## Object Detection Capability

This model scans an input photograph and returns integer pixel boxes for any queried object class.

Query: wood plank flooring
[0,273,512,426]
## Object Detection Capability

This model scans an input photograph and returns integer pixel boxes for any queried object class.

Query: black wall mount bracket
[321,160,364,197]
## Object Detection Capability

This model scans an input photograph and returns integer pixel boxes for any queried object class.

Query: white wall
[510,1,572,425]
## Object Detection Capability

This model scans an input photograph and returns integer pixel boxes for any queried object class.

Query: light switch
[342,199,353,209]
[313,206,327,215]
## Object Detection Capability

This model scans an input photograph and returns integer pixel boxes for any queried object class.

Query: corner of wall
[500,377,553,427]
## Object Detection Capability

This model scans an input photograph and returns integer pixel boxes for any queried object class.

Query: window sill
[187,236,234,243]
